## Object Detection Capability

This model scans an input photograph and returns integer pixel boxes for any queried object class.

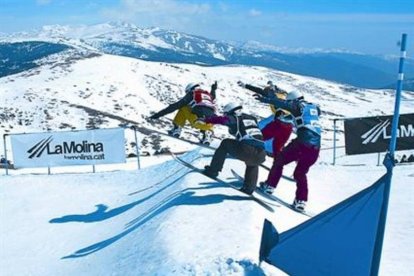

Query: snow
[1,47,414,275]
[1,142,414,275]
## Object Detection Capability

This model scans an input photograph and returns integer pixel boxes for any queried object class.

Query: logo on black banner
[27,136,104,159]
[360,120,391,144]
[344,113,414,155]
[360,120,414,144]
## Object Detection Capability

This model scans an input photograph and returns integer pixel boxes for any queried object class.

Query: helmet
[223,103,242,114]
[185,82,200,93]
[265,80,277,92]
[286,91,304,101]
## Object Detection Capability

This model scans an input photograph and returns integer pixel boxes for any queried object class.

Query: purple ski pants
[266,140,320,201]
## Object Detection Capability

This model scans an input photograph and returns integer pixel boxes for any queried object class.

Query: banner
[260,173,389,276]
[11,128,125,168]
[344,113,414,155]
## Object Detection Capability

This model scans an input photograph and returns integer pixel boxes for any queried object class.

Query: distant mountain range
[1,22,413,90]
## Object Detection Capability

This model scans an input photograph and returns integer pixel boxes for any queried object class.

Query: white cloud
[249,9,262,17]
[100,0,211,31]
[36,0,52,5]
[104,0,210,17]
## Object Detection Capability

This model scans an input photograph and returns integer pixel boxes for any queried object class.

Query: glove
[254,94,271,104]
[237,81,245,88]
[211,81,218,91]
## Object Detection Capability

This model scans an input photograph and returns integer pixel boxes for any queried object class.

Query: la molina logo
[361,120,414,145]
[27,136,104,159]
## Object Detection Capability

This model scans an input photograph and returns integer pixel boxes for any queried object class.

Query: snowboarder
[255,90,321,211]
[200,103,266,195]
[237,80,285,113]
[149,82,218,144]
[237,80,294,156]
[238,80,294,187]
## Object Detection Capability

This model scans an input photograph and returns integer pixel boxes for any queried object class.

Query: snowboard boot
[259,181,275,195]
[203,165,218,178]
[200,130,213,145]
[168,124,182,138]
[292,199,306,212]
[239,186,254,195]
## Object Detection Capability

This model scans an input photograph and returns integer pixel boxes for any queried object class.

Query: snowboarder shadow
[62,187,260,259]
[50,171,192,224]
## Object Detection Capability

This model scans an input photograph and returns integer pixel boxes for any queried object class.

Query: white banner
[10,128,126,168]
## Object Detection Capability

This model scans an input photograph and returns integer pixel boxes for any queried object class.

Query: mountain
[0,41,71,77]
[1,22,413,90]
[383,77,414,91]
[1,49,414,155]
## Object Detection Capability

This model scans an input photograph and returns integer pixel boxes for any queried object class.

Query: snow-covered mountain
[2,22,413,89]
[2,49,413,156]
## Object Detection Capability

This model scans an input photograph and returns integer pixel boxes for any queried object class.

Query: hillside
[1,22,413,89]
[2,52,413,157]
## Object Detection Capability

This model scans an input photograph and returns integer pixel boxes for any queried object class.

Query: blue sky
[1,0,413,55]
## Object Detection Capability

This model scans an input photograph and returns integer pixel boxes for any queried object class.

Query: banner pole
[371,33,407,276]
[389,34,407,157]
[132,126,141,170]
[3,134,9,175]
[333,119,337,165]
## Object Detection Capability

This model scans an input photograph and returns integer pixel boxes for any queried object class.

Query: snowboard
[170,153,276,212]
[230,169,314,217]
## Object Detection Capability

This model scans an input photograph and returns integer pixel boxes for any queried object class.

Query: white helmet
[223,103,242,114]
[286,91,304,101]
[185,82,200,93]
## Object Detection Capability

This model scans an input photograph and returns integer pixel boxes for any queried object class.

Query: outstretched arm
[255,96,297,114]
[203,115,230,125]
[245,84,267,96]
[150,93,192,119]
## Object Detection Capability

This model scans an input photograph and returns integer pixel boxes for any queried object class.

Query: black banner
[344,113,414,155]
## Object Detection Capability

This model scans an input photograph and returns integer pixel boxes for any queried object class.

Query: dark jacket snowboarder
[201,103,266,194]
[237,80,294,156]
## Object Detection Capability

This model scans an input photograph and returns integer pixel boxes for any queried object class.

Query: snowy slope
[1,50,414,275]
[1,146,413,275]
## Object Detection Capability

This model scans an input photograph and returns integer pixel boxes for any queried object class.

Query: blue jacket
[258,96,321,147]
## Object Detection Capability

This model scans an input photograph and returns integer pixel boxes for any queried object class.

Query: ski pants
[172,106,214,131]
[258,114,293,156]
[209,139,266,193]
[267,140,320,201]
